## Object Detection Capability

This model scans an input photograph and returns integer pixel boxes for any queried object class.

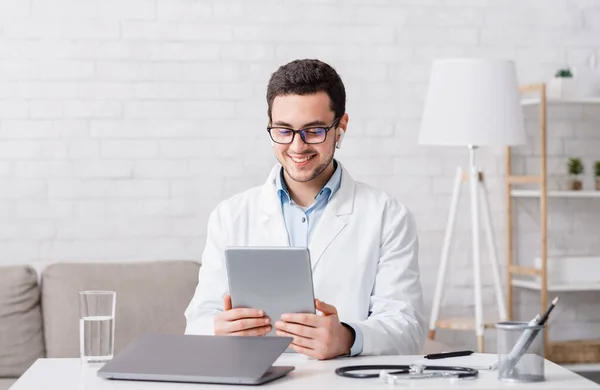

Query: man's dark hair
[266,59,346,121]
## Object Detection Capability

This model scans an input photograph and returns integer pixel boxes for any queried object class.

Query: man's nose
[289,131,307,151]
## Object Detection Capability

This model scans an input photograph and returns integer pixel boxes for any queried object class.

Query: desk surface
[11,354,600,389]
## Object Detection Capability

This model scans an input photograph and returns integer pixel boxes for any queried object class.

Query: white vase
[574,68,600,97]
[546,77,577,99]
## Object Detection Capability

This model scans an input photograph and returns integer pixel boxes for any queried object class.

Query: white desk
[10,354,600,389]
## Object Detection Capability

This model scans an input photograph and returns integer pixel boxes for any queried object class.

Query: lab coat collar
[258,162,355,270]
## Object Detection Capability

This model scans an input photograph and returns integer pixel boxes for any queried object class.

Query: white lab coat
[184,162,426,356]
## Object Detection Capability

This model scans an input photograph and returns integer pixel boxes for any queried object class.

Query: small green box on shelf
[595,161,600,191]
[568,158,584,191]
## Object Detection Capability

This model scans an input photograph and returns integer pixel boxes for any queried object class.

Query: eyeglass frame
[266,117,342,145]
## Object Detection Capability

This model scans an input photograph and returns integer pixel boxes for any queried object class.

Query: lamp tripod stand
[427,146,507,353]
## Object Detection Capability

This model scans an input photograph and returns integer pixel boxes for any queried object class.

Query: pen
[537,297,559,325]
[504,314,541,362]
[424,350,474,360]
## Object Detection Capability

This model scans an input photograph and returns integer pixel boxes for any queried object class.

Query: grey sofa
[0,261,446,390]
[0,261,200,390]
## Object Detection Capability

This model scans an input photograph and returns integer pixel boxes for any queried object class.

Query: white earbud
[335,129,345,149]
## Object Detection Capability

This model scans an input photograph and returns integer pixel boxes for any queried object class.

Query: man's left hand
[275,299,354,360]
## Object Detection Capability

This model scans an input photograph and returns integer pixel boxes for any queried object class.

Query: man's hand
[275,299,354,360]
[214,295,271,336]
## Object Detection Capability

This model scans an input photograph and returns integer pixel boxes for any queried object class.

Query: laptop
[97,333,295,385]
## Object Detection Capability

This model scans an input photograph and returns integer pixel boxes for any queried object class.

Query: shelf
[512,279,600,292]
[511,190,600,198]
[521,97,600,106]
[510,84,600,361]
[435,318,498,331]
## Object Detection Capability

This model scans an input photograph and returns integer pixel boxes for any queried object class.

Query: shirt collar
[276,160,341,204]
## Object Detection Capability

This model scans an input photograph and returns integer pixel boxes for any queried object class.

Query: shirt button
[301,217,306,223]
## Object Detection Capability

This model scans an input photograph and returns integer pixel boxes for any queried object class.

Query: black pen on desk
[424,350,474,360]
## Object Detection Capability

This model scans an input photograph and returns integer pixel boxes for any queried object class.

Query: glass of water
[79,291,116,365]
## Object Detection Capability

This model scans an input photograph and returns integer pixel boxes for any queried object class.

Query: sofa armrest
[0,265,44,377]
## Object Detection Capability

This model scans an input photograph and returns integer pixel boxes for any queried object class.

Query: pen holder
[496,321,545,383]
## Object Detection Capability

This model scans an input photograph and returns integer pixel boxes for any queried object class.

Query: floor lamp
[419,59,526,352]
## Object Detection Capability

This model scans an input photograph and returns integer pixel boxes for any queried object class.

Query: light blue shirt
[275,160,363,357]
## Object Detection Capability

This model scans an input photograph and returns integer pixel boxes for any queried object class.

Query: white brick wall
[1,0,600,350]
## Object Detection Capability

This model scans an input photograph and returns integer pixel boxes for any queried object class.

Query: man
[185,59,425,359]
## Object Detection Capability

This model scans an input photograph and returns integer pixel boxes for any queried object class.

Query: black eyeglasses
[267,117,341,145]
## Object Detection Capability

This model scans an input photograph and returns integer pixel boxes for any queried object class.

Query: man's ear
[335,129,345,149]
[335,113,349,149]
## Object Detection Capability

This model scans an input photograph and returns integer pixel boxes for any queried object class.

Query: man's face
[270,92,339,183]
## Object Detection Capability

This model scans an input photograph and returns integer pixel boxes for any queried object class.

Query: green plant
[595,161,600,177]
[568,158,584,176]
[555,68,573,78]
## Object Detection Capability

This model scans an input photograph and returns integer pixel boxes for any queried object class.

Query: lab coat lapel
[308,164,355,270]
[257,164,289,246]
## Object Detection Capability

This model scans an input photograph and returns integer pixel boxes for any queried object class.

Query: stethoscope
[335,363,479,382]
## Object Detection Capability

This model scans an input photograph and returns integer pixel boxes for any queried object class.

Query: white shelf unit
[521,97,600,106]
[511,190,600,198]
[511,279,600,292]
[507,83,600,363]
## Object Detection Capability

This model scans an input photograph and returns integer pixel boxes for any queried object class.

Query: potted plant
[568,158,584,190]
[556,68,573,78]
[595,161,600,191]
[547,68,576,99]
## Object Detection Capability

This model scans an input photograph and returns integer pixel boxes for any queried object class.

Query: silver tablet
[225,247,316,339]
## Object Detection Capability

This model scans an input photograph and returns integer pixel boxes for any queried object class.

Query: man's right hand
[214,295,272,336]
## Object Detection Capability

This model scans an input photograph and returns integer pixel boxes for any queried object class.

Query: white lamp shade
[419,58,526,147]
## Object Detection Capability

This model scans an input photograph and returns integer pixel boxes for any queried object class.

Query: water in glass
[80,315,114,364]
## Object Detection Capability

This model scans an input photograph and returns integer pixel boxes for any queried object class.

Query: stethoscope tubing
[335,364,479,379]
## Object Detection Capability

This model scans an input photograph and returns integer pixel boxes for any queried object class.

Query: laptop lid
[97,333,293,384]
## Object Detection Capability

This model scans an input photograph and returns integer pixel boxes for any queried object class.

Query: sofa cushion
[0,378,17,390]
[41,260,200,358]
[0,265,45,377]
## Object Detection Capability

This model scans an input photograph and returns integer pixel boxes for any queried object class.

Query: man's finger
[276,329,314,348]
[280,312,321,327]
[275,320,317,338]
[222,307,265,321]
[230,325,272,337]
[224,294,232,311]
[227,317,271,333]
[315,299,337,316]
